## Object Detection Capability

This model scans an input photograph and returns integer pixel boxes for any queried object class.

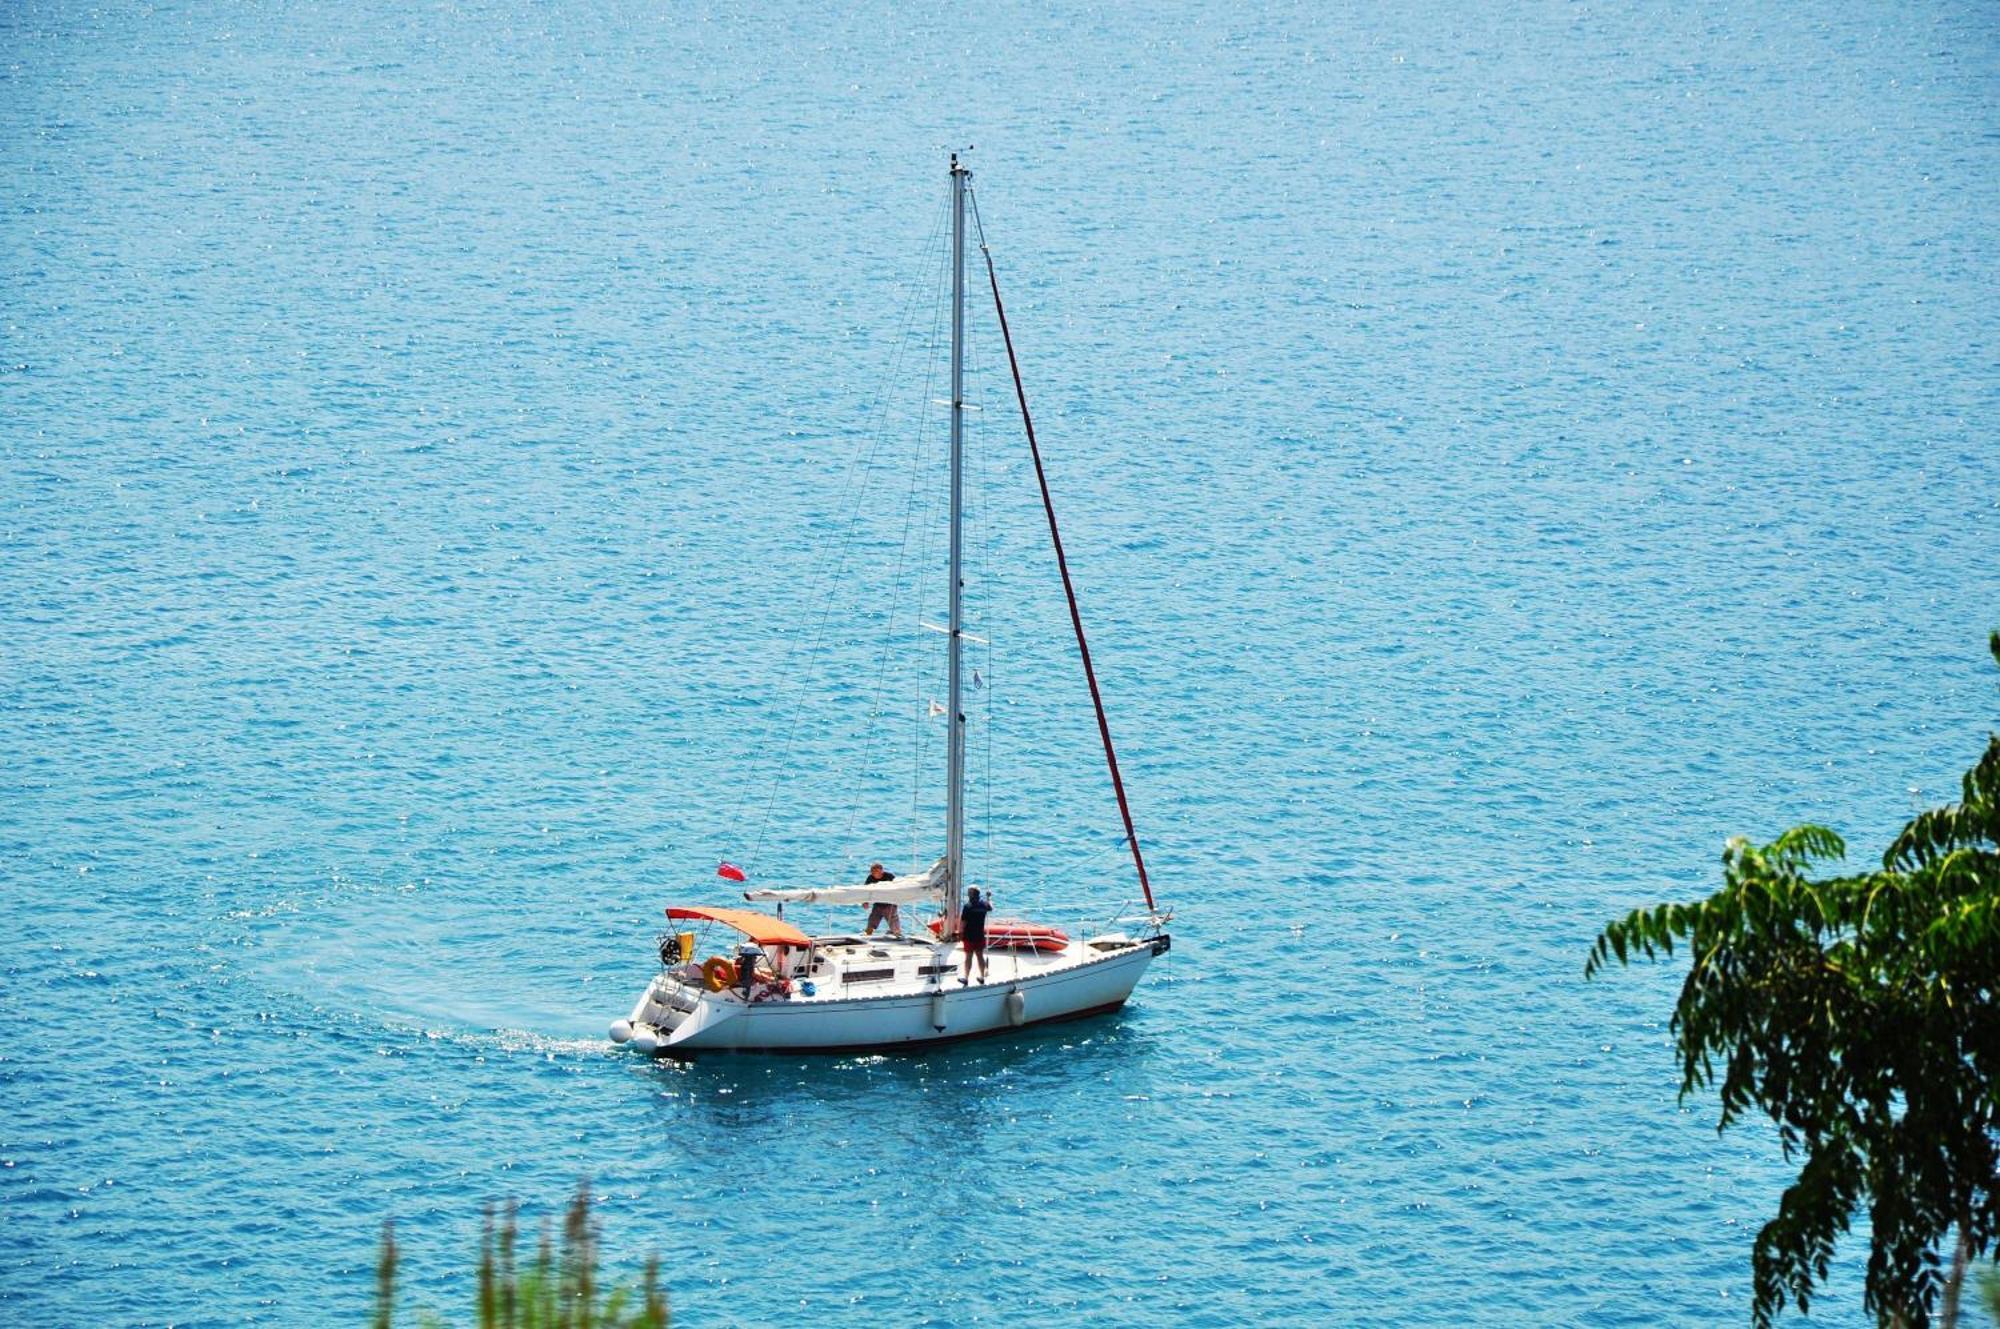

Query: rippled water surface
[4,1,1997,1324]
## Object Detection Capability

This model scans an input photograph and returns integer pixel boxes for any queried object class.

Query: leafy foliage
[373,1182,668,1329]
[1589,633,2000,1328]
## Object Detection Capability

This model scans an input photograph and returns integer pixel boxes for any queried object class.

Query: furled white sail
[742,856,949,906]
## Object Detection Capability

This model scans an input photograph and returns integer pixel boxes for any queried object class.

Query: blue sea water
[4,0,1997,1324]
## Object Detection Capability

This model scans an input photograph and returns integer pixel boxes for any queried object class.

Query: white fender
[1005,988,1026,1027]
[929,990,948,1032]
[629,1028,659,1054]
[608,1019,633,1044]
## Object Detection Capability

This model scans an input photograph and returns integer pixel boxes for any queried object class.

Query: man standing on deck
[862,862,902,938]
[959,886,993,984]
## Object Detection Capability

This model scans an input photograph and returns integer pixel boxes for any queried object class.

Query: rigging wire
[905,279,953,870]
[838,207,958,864]
[968,184,1158,914]
[741,190,953,873]
[968,266,999,899]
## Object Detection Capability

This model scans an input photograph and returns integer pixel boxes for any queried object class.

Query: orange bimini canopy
[665,905,811,948]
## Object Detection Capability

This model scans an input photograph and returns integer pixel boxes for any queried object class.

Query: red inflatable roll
[926,917,1070,953]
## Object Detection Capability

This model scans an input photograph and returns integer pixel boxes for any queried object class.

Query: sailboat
[609,154,1170,1057]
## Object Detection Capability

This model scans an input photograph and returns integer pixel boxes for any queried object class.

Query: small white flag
[927,699,946,717]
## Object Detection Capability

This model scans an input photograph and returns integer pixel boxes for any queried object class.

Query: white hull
[613,934,1166,1057]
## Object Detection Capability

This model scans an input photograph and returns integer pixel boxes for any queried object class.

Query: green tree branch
[1589,632,2000,1328]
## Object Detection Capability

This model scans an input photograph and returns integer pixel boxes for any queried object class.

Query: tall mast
[943,152,969,937]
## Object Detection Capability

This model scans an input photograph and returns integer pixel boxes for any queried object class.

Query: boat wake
[232,893,619,1056]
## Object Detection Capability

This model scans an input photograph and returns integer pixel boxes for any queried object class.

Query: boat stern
[609,971,706,1055]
